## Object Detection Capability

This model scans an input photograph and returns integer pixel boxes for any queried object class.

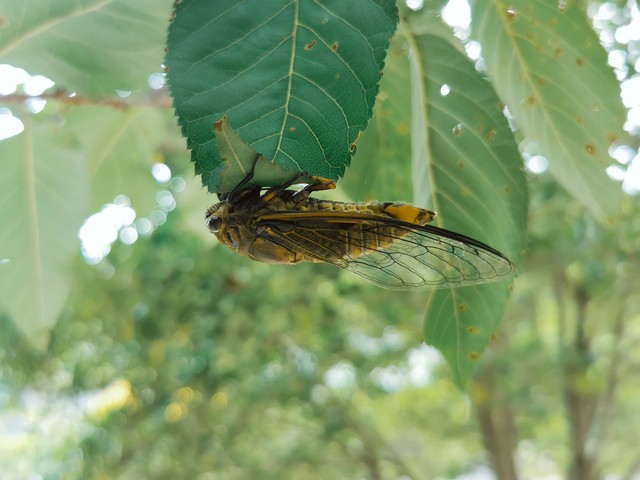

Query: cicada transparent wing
[256,213,513,289]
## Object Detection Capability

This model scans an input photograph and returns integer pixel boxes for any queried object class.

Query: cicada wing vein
[257,212,514,290]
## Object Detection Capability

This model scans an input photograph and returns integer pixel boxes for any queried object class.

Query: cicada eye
[207,216,222,233]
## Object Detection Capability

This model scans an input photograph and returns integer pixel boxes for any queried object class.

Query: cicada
[206,171,513,289]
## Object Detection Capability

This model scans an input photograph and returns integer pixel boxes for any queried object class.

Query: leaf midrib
[23,118,44,324]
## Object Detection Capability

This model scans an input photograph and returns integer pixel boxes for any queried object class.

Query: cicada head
[205,201,256,253]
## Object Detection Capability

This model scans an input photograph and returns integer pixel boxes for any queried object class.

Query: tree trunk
[473,366,519,480]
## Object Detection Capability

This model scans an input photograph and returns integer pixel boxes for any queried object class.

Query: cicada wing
[258,212,514,290]
[337,223,513,289]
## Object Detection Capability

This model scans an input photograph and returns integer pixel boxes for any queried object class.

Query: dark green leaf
[166,0,398,192]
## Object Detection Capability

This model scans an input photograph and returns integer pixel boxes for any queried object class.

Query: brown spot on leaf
[527,95,537,105]
[549,17,558,27]
[496,102,505,111]
[469,352,479,361]
[554,47,563,57]
[537,77,545,86]
[526,31,535,40]
[305,39,317,50]
[0,17,7,27]
[349,131,362,153]
[585,143,596,155]
[452,125,463,136]
[504,185,511,193]
[331,42,339,52]
[458,161,465,168]
[576,116,584,125]
[457,304,467,312]
[607,133,619,144]
[535,43,543,52]
[289,127,296,133]
[487,129,497,140]
[468,326,479,334]
[576,57,585,66]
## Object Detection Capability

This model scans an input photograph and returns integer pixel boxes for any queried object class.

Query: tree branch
[0,88,172,110]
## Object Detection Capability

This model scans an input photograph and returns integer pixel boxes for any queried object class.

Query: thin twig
[0,88,172,110]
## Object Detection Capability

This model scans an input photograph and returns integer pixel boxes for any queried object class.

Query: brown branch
[473,361,519,480]
[321,393,422,480]
[561,283,600,480]
[592,306,624,453]
[0,88,172,110]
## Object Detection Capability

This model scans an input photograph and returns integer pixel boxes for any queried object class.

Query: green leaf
[166,0,398,192]
[0,119,89,349]
[65,106,171,215]
[0,0,173,96]
[470,0,626,221]
[404,13,527,386]
[341,33,413,202]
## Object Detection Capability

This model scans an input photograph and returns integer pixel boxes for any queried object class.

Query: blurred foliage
[0,0,639,478]
[2,210,487,479]
[1,168,639,478]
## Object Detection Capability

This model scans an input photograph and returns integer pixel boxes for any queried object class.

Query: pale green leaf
[342,33,413,202]
[0,119,89,349]
[470,0,626,221]
[405,12,527,386]
[65,106,171,215]
[0,0,173,96]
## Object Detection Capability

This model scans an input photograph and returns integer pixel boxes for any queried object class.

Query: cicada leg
[301,176,336,193]
[290,175,336,202]
[261,172,335,203]
[219,154,262,201]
